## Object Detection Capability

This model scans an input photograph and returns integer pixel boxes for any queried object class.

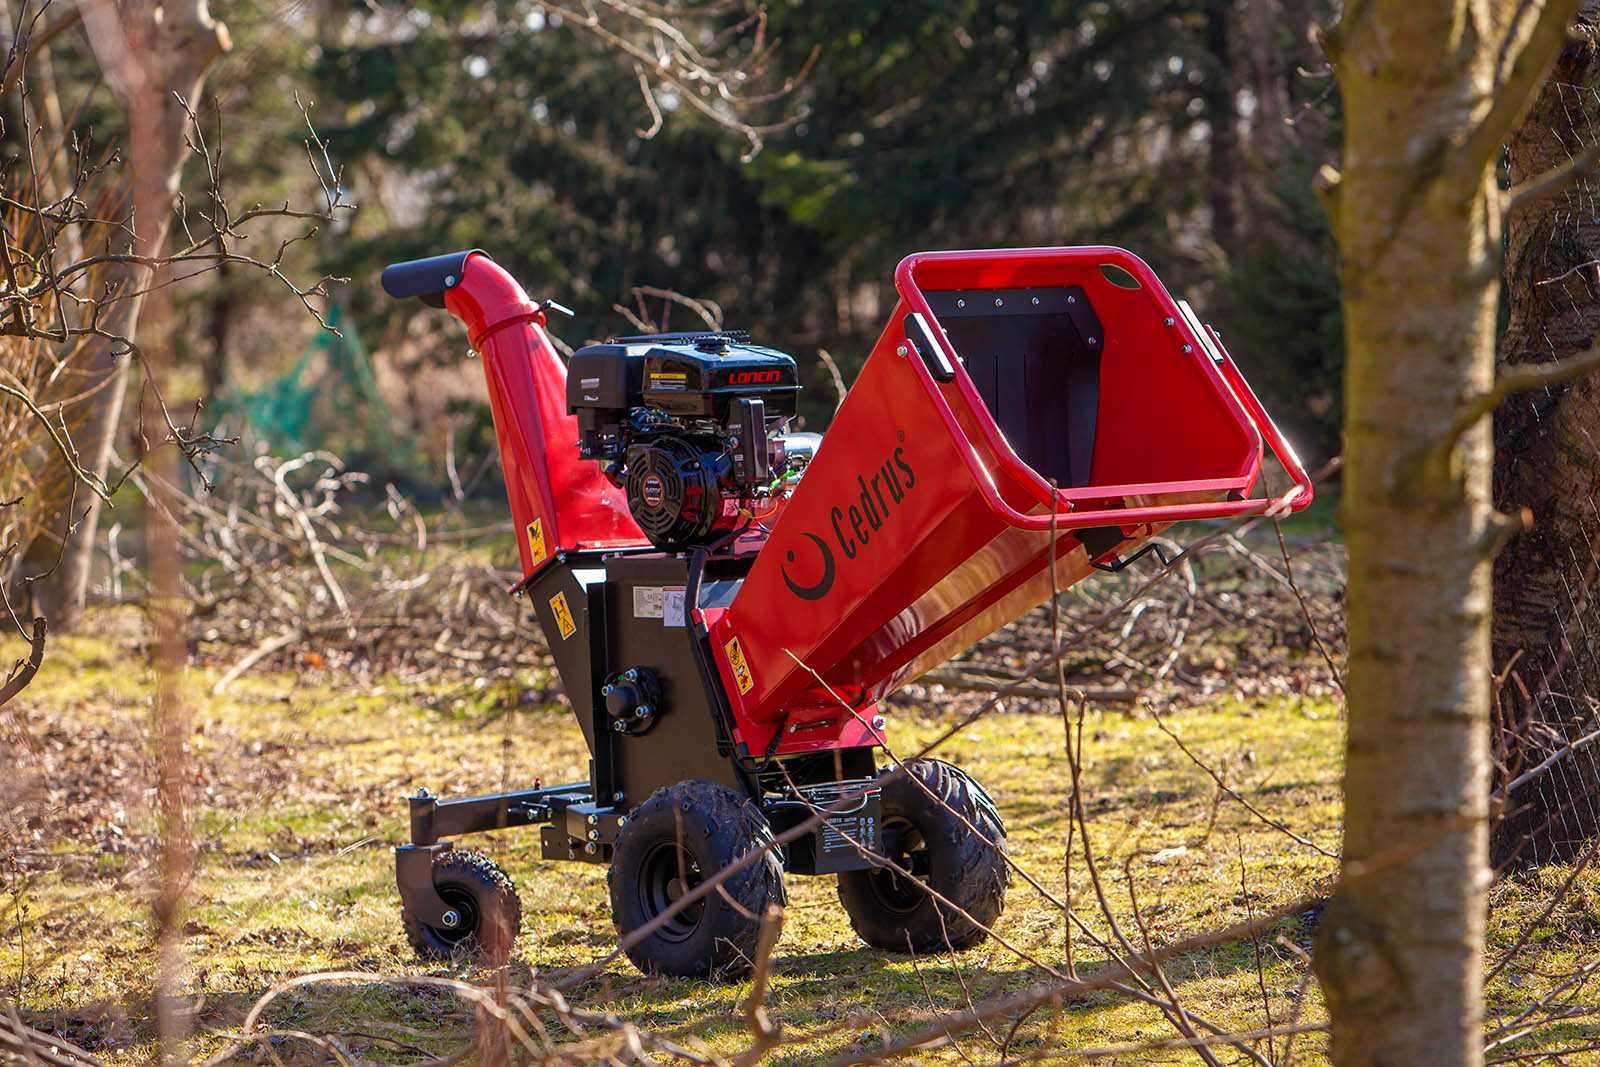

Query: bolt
[1182,344,1194,354]
[1088,337,1098,346]
[625,669,638,681]
[635,705,652,718]
[588,814,598,825]
[1068,295,1077,304]
[601,684,614,696]
[444,274,457,287]
[956,298,966,308]
[440,909,461,929]
[613,791,625,802]
[994,297,1003,307]
[895,344,908,357]
[413,787,432,800]
[1031,296,1041,306]
[872,715,886,730]
[613,721,628,732]
[588,829,600,841]
[617,815,627,826]
[1164,316,1175,327]
[584,842,598,855]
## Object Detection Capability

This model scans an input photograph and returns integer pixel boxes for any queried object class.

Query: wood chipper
[378,245,1312,977]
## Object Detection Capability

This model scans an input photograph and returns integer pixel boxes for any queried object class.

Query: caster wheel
[401,848,522,965]
[608,780,786,978]
[838,758,1008,954]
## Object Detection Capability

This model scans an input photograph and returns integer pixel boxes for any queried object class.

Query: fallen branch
[0,1008,103,1067]
[918,671,1138,705]
[211,628,302,695]
[819,893,1323,1066]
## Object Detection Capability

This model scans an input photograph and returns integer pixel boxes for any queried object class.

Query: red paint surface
[443,253,647,575]
[712,246,1312,743]
[433,247,1309,762]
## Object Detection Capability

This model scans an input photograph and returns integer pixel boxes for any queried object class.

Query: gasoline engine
[566,331,819,549]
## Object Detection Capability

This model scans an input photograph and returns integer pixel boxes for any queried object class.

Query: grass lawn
[1,615,1593,1064]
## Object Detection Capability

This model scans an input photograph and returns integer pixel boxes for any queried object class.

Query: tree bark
[1314,3,1580,1064]
[1491,5,1600,869]
[1203,0,1239,256]
[20,1,229,629]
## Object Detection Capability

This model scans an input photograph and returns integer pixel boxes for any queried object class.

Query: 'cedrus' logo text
[781,446,916,601]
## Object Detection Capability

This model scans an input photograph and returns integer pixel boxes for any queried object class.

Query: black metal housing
[396,547,888,927]
[923,285,1105,489]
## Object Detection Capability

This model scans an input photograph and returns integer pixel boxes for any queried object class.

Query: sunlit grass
[5,616,1585,1064]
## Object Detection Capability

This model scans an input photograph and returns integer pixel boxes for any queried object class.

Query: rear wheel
[401,849,522,966]
[608,780,786,978]
[838,759,1008,953]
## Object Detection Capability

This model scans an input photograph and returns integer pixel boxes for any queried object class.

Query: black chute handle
[380,249,482,308]
[903,311,956,381]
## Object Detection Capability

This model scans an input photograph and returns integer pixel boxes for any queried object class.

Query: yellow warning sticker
[549,591,577,640]
[526,517,548,567]
[725,636,754,695]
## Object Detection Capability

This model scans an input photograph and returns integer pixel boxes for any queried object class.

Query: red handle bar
[897,277,1313,535]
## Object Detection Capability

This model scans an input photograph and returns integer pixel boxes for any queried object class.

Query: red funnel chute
[705,246,1310,752]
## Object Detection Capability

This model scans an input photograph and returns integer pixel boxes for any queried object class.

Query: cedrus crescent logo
[781,532,836,601]
[780,445,917,601]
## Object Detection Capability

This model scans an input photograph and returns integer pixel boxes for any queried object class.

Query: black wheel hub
[866,817,932,915]
[432,885,480,945]
[638,841,706,943]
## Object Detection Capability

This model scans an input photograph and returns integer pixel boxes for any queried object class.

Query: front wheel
[608,780,786,978]
[401,849,522,965]
[838,758,1008,953]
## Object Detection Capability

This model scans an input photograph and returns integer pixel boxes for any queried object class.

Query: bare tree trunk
[1314,3,1580,1064]
[201,258,237,399]
[1203,0,1239,256]
[1491,5,1600,869]
[20,2,229,630]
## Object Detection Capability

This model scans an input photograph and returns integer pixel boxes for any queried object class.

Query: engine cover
[566,332,799,463]
[624,437,739,549]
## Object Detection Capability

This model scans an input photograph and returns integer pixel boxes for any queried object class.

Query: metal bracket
[395,842,455,928]
[407,782,586,846]
[1091,540,1173,574]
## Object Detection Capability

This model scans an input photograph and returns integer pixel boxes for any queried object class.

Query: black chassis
[395,546,884,930]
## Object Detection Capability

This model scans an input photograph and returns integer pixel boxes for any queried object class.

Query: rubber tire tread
[837,758,1009,953]
[608,780,786,979]
[401,848,522,966]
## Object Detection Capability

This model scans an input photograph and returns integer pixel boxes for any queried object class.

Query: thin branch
[0,381,112,500]
[1441,342,1600,453]
[1148,702,1339,857]
[1456,0,1586,177]
[731,905,785,1067]
[1507,138,1600,214]
[0,615,45,707]
[818,893,1321,1066]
